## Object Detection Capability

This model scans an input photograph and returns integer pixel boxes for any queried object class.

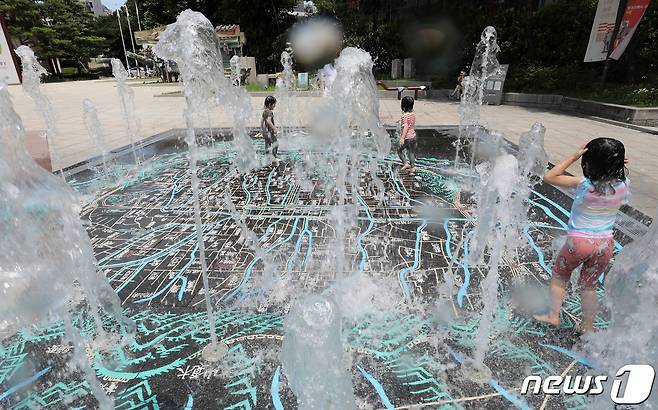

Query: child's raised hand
[574,143,588,158]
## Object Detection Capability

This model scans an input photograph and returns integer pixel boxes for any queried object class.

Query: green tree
[315,0,402,74]
[0,0,42,47]
[3,0,109,74]
[139,0,297,73]
[34,0,106,73]
[92,13,129,61]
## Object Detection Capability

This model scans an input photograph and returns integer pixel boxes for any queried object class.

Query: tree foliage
[36,0,105,64]
[139,0,297,73]
[314,0,402,73]
[2,0,656,91]
[0,0,42,47]
[2,0,106,71]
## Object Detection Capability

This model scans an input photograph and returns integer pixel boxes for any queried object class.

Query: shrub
[505,64,598,94]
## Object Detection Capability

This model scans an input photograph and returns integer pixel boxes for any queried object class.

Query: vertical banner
[0,16,21,84]
[610,0,652,60]
[584,0,621,62]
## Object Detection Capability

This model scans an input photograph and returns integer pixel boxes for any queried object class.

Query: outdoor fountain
[1,9,655,410]
[276,50,297,137]
[82,99,111,181]
[15,46,64,176]
[455,26,501,170]
[585,208,658,407]
[152,9,235,362]
[0,80,132,409]
[230,54,241,86]
[111,58,141,165]
[282,295,356,409]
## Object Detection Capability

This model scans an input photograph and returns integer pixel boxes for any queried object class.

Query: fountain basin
[1,127,649,409]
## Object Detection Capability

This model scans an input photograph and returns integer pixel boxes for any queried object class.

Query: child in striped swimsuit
[534,138,629,333]
[398,96,417,173]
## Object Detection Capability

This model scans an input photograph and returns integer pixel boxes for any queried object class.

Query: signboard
[584,0,621,62]
[0,16,21,84]
[610,0,652,60]
[483,64,509,106]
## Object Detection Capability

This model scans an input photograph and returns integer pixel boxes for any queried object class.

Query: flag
[610,0,652,60]
[584,0,622,62]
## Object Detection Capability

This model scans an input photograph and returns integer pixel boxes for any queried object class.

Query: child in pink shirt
[534,137,630,333]
[398,96,417,173]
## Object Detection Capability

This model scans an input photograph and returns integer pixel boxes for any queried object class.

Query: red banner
[610,0,652,60]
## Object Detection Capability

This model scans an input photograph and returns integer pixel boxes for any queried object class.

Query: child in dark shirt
[261,95,278,160]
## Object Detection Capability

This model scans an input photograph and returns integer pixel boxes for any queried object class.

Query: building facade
[82,0,111,17]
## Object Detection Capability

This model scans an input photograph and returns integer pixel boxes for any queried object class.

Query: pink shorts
[552,236,614,289]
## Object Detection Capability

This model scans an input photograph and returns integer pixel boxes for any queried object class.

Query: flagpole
[599,0,628,93]
[123,5,141,78]
[135,1,143,31]
[117,9,131,72]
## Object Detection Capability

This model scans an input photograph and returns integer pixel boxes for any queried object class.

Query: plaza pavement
[7,78,658,216]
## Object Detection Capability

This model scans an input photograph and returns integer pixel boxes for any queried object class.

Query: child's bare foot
[533,313,560,327]
[409,167,416,173]
[401,164,411,171]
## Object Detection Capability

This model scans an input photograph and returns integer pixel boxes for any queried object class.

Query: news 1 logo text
[521,364,656,405]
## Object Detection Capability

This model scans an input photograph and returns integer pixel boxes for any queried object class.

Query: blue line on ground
[398,220,428,299]
[0,367,50,401]
[449,351,532,410]
[271,367,284,410]
[183,394,194,410]
[133,218,231,303]
[539,343,597,370]
[356,193,375,273]
[357,366,395,410]
[225,217,300,301]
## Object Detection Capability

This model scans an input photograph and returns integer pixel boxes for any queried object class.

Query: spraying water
[0,81,131,408]
[151,13,286,359]
[585,208,658,407]
[517,122,549,182]
[317,63,337,95]
[320,47,390,277]
[111,58,141,165]
[153,9,263,361]
[462,154,520,381]
[274,45,404,407]
[230,54,241,86]
[454,26,501,170]
[82,99,111,181]
[276,51,297,137]
[154,11,257,173]
[282,295,357,409]
[14,46,64,175]
[462,122,548,382]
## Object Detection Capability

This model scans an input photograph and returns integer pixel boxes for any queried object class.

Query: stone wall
[502,93,658,126]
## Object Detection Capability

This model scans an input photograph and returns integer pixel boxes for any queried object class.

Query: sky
[103,0,125,12]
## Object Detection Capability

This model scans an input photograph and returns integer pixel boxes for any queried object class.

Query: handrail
[376,80,427,100]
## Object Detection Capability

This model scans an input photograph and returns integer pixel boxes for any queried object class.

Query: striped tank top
[567,177,630,238]
[401,112,416,140]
